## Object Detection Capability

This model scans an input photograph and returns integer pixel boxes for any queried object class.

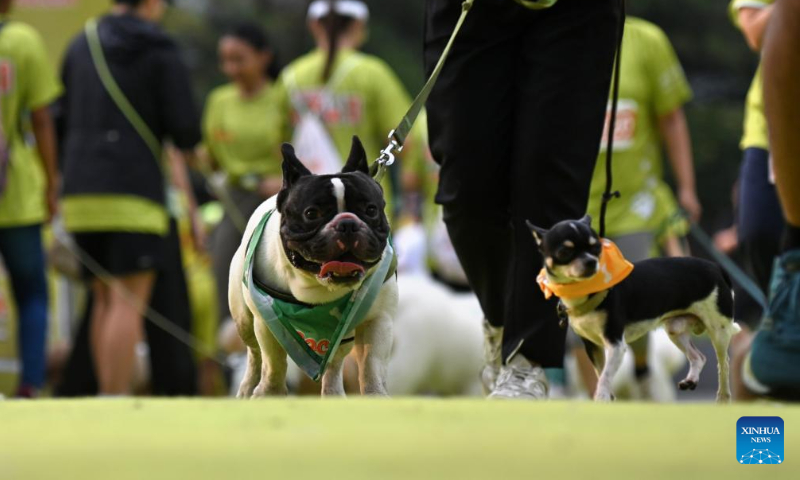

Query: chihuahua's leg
[594,340,626,402]
[583,340,606,378]
[706,317,735,403]
[321,340,354,397]
[237,346,262,398]
[355,313,393,396]
[251,317,288,397]
[666,316,706,391]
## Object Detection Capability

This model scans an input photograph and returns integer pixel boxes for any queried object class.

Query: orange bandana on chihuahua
[537,239,634,300]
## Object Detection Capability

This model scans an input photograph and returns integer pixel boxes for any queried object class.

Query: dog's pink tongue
[319,261,365,278]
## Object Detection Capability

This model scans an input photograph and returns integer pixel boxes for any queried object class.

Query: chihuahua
[529,216,740,402]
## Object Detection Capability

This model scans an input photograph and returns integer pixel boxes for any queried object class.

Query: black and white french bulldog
[528,216,741,402]
[228,136,398,397]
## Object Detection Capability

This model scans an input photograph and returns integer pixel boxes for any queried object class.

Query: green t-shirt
[0,20,62,226]
[729,0,773,151]
[587,17,692,238]
[202,83,282,182]
[272,48,419,220]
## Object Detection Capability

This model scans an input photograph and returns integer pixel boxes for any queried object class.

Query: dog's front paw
[362,387,390,397]
[594,390,615,402]
[364,391,390,398]
[236,388,251,399]
[678,379,698,391]
[252,381,288,398]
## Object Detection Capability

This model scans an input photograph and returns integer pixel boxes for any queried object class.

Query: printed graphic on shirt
[0,59,15,94]
[290,90,364,127]
[599,99,638,152]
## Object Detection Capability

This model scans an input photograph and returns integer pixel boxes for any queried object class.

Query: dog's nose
[335,218,360,234]
[583,257,598,271]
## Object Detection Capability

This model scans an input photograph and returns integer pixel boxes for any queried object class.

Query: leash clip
[377,129,403,168]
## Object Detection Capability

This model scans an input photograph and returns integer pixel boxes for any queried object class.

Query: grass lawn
[0,399,797,479]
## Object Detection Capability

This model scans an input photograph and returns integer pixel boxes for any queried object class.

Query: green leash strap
[688,223,768,310]
[85,19,162,162]
[244,208,396,381]
[370,0,474,180]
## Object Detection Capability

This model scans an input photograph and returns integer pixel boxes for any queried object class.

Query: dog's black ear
[341,136,369,175]
[281,143,311,189]
[526,220,548,246]
[579,214,592,226]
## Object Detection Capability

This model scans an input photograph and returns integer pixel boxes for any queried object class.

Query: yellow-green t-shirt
[729,0,773,151]
[0,20,62,227]
[272,48,420,220]
[587,17,692,238]
[202,83,282,182]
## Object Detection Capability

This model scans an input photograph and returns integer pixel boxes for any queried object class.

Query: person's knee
[108,272,155,318]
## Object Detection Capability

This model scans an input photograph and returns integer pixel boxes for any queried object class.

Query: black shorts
[73,231,165,278]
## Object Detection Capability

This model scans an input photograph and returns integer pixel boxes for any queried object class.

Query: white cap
[307,1,369,21]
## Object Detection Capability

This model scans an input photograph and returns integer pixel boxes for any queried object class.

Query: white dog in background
[387,274,484,396]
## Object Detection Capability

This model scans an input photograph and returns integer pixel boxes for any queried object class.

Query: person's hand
[679,188,702,223]
[258,177,283,199]
[713,226,738,255]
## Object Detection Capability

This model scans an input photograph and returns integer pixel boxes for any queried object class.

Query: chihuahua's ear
[342,136,369,175]
[579,214,592,226]
[525,220,548,246]
[281,143,311,189]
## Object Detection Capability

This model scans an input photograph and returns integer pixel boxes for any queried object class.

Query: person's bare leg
[89,279,110,375]
[95,272,155,394]
[573,347,598,397]
[762,0,800,230]
[730,326,758,401]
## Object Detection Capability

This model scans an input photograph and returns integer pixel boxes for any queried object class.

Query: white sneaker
[480,319,503,394]
[488,354,549,399]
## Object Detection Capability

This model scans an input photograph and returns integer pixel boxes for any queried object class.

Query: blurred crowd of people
[0,0,796,400]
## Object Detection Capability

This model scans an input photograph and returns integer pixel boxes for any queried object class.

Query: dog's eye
[304,207,321,220]
[365,204,379,217]
[555,247,573,262]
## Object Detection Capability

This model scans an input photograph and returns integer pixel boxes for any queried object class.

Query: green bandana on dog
[243,208,395,381]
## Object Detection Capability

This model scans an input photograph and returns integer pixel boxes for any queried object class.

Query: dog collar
[537,239,633,300]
